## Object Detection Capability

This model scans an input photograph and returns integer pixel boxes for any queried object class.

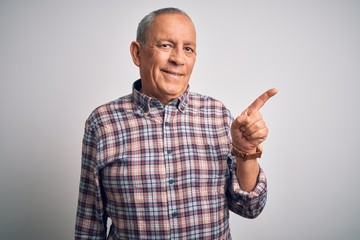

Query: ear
[130,41,141,67]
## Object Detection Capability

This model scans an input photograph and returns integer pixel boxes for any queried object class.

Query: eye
[161,43,172,48]
[184,47,194,53]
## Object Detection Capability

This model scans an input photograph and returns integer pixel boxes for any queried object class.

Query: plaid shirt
[75,80,267,239]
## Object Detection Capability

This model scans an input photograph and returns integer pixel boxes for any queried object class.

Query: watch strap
[232,145,262,160]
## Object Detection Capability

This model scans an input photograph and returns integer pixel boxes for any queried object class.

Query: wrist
[232,144,262,160]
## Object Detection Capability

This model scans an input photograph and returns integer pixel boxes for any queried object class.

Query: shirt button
[171,211,178,218]
[168,179,176,184]
[167,150,173,155]
[164,122,170,127]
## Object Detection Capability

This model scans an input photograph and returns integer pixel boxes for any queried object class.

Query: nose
[169,48,185,66]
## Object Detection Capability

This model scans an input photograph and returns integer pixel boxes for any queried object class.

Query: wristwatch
[231,145,262,160]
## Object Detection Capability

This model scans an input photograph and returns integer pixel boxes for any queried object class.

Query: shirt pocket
[100,154,134,201]
[190,174,226,195]
[100,153,160,206]
[186,143,229,179]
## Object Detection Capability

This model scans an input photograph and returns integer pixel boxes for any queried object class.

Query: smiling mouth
[161,69,184,77]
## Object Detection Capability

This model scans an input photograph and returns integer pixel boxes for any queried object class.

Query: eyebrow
[159,39,196,47]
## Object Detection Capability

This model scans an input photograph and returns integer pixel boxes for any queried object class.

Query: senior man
[75,7,277,239]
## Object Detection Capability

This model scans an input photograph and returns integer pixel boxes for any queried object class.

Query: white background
[1,1,359,239]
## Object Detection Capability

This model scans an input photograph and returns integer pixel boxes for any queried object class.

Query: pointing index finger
[247,88,278,114]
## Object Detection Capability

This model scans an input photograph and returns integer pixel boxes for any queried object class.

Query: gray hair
[136,7,191,45]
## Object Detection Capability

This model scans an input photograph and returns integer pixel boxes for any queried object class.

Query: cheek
[187,58,196,71]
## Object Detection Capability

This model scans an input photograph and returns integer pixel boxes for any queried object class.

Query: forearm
[236,157,260,192]
[227,159,267,219]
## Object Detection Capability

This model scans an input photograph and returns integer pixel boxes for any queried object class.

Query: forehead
[147,13,196,43]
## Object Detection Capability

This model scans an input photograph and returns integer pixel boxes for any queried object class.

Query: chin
[164,87,185,96]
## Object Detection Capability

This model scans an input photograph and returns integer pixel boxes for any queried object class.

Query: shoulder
[188,92,230,114]
[85,94,133,132]
[187,92,233,133]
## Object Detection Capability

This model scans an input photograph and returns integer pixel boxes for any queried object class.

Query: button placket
[163,105,179,231]
[171,211,178,218]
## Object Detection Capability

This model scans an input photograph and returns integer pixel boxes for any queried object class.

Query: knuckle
[254,122,261,129]
[259,128,268,137]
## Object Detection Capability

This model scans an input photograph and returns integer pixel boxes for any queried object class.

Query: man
[75,7,277,239]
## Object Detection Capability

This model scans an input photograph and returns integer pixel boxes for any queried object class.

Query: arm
[235,154,260,192]
[226,158,267,219]
[75,127,107,239]
[227,89,277,218]
[231,89,277,191]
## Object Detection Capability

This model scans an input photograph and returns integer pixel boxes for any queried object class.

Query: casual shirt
[75,80,267,239]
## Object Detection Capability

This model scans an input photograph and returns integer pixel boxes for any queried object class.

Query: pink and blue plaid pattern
[75,80,267,239]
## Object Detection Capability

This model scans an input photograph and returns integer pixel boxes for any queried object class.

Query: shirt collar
[132,79,190,115]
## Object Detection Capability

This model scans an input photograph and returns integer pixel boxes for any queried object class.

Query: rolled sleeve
[226,156,267,219]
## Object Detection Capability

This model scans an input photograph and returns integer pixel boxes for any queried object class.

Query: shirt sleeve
[75,126,108,239]
[226,155,267,219]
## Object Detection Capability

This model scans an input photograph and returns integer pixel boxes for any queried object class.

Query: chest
[98,108,231,192]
